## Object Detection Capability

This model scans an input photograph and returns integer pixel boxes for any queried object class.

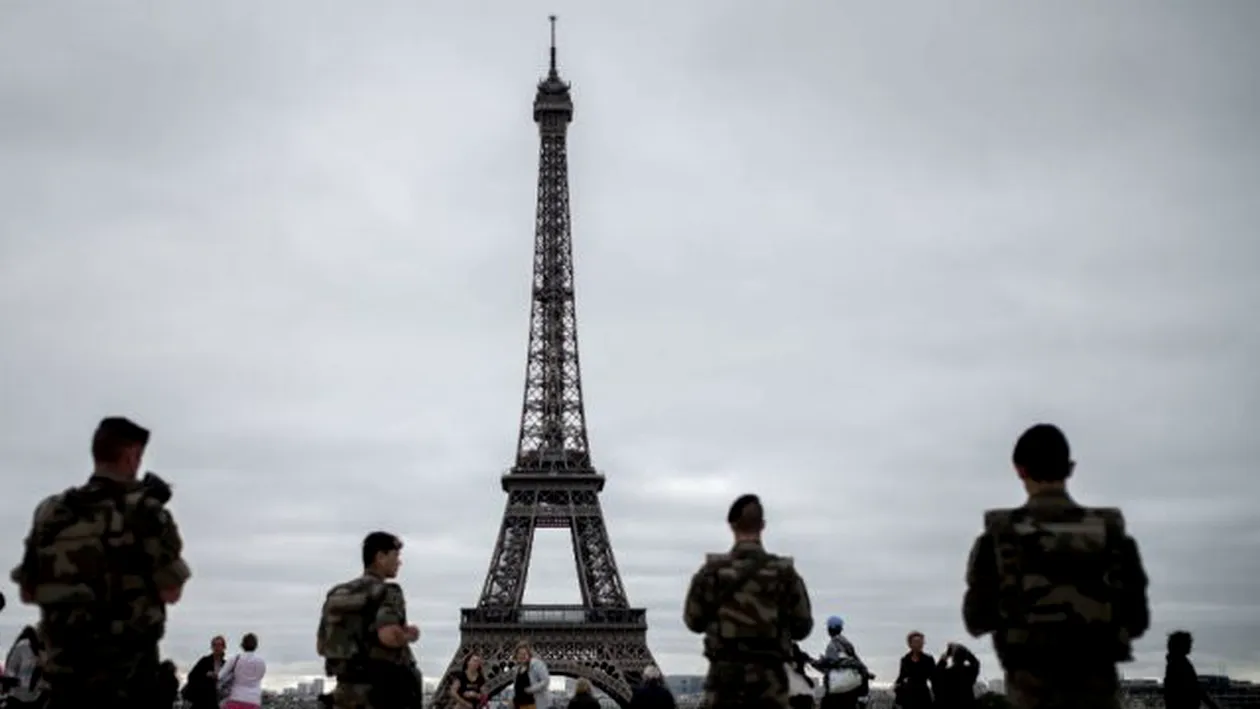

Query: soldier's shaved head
[1013,423,1074,482]
[727,493,765,535]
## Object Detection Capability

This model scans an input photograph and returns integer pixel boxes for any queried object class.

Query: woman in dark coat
[894,631,936,709]
[180,635,227,709]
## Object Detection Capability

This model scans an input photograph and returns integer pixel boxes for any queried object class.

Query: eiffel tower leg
[476,490,538,608]
[570,491,630,608]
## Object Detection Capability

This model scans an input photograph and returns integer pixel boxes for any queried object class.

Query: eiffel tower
[431,17,659,709]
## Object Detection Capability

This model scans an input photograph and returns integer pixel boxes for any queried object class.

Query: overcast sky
[2,0,1258,692]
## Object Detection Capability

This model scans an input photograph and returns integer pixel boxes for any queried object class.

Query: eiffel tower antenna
[549,14,558,75]
[433,18,658,707]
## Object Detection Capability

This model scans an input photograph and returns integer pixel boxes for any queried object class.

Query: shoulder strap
[715,554,773,607]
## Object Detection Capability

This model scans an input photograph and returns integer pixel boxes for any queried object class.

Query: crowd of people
[0,416,1225,709]
[786,622,982,709]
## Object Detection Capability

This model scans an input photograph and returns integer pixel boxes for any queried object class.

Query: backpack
[985,505,1129,663]
[20,475,172,638]
[317,576,389,675]
[702,552,793,662]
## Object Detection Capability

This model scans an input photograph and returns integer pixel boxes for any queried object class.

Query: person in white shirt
[219,632,267,709]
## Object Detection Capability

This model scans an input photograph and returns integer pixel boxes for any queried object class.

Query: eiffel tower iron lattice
[432,18,659,709]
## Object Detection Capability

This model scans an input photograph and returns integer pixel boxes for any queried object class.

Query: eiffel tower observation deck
[431,17,659,709]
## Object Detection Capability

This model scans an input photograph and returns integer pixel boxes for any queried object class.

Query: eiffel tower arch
[432,17,659,709]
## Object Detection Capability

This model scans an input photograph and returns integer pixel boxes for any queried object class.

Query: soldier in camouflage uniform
[963,424,1150,709]
[9,416,191,709]
[684,494,814,709]
[319,531,423,709]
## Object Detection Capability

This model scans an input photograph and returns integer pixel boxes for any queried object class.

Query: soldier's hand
[159,585,183,605]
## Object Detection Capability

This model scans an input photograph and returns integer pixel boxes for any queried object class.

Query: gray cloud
[2,0,1258,689]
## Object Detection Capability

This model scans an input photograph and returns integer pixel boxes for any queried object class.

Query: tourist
[1164,631,1220,709]
[181,635,228,709]
[568,679,601,709]
[451,654,488,709]
[894,631,936,709]
[935,643,980,709]
[2,625,43,707]
[219,632,267,709]
[629,665,676,709]
[788,644,818,709]
[814,616,872,709]
[513,642,551,709]
[156,660,180,709]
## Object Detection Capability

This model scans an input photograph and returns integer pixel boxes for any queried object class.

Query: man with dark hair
[684,494,814,709]
[10,416,191,709]
[319,531,423,708]
[962,424,1149,709]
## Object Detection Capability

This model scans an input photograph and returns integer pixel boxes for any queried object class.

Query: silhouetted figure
[895,631,936,709]
[567,679,602,709]
[1164,631,1219,709]
[628,666,676,709]
[156,661,180,709]
[936,643,981,709]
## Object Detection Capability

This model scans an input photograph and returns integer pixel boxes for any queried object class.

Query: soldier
[9,416,191,709]
[962,423,1150,709]
[684,493,814,709]
[318,531,424,709]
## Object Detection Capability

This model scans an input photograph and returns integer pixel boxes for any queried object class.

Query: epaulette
[704,553,731,564]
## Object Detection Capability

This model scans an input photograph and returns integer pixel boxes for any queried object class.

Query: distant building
[666,675,704,697]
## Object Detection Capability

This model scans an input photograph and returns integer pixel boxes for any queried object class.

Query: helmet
[826,615,844,632]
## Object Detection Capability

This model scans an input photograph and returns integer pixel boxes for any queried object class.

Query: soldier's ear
[1065,461,1075,478]
[1013,465,1029,480]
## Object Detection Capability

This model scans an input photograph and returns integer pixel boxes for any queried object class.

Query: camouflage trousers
[40,650,166,709]
[704,661,791,709]
[1005,668,1121,709]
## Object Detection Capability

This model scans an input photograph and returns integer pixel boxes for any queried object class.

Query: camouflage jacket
[683,539,813,664]
[9,473,191,685]
[962,489,1149,671]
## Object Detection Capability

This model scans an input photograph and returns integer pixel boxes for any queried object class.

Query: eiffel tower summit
[431,17,660,709]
